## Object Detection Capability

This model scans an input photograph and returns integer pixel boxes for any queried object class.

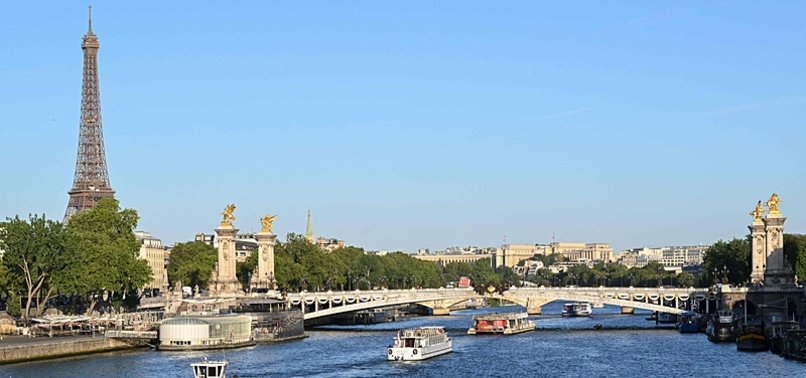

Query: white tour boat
[562,302,593,317]
[387,326,452,361]
[191,358,228,378]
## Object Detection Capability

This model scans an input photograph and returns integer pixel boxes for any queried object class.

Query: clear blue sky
[1,2,805,252]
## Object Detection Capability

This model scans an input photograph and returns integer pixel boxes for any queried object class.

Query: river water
[1,303,802,377]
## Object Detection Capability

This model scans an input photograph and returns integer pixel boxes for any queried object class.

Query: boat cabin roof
[474,312,528,321]
[191,360,227,378]
[399,327,446,338]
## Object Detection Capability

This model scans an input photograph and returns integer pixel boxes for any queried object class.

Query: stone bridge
[286,286,709,320]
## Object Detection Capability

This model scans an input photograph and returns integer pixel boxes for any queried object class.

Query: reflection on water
[0,303,799,377]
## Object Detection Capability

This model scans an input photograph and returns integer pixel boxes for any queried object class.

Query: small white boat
[387,327,452,361]
[562,302,593,317]
[191,358,228,378]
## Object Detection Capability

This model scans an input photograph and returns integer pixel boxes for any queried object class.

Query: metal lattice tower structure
[64,6,115,222]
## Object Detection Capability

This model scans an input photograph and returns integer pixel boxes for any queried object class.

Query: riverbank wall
[0,337,139,365]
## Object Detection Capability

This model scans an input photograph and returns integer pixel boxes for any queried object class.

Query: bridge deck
[105,330,158,340]
[286,287,708,320]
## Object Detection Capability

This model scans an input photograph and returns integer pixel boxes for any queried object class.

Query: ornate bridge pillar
[749,212,766,283]
[251,229,276,290]
[526,297,547,315]
[208,207,243,297]
[763,211,791,286]
[424,300,451,316]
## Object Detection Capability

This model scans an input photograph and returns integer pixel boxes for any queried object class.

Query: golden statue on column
[221,203,237,227]
[765,193,781,215]
[260,214,277,233]
[750,201,764,222]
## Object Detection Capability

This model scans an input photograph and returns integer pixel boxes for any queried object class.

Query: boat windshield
[193,364,225,378]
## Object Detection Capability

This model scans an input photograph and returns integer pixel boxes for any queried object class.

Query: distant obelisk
[64,5,115,221]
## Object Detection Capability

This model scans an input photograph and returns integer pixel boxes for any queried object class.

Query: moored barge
[467,312,535,335]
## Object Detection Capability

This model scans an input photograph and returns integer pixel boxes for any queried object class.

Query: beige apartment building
[316,237,346,253]
[135,231,168,293]
[549,242,614,263]
[617,245,706,268]
[495,244,539,268]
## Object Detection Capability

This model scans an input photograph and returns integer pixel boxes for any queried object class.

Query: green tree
[0,214,67,319]
[274,250,305,291]
[61,198,152,315]
[167,241,218,289]
[784,234,806,284]
[675,272,695,288]
[274,233,347,291]
[702,238,750,286]
[0,264,8,293]
[236,250,259,290]
[6,290,21,318]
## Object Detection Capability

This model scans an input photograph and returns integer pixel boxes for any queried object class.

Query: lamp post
[722,265,730,285]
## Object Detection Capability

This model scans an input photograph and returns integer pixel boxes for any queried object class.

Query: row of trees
[165,233,806,295]
[525,260,696,288]
[0,198,152,318]
[166,233,520,294]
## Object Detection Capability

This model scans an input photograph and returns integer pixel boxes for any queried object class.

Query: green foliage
[275,233,347,291]
[784,234,806,284]
[60,198,152,315]
[0,264,8,293]
[236,249,259,290]
[524,259,694,288]
[0,214,67,318]
[167,241,217,289]
[6,291,21,318]
[442,258,520,293]
[676,272,695,288]
[273,234,452,292]
[701,238,750,286]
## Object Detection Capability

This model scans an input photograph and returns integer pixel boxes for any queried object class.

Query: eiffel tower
[64,6,114,221]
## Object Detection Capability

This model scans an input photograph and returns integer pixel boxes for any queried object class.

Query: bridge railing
[105,330,158,340]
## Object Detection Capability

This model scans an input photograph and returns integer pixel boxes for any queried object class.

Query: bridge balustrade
[286,286,711,320]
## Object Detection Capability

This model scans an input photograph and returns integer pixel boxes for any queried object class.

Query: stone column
[748,220,766,284]
[526,297,545,315]
[209,223,243,297]
[763,214,790,286]
[251,231,277,290]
